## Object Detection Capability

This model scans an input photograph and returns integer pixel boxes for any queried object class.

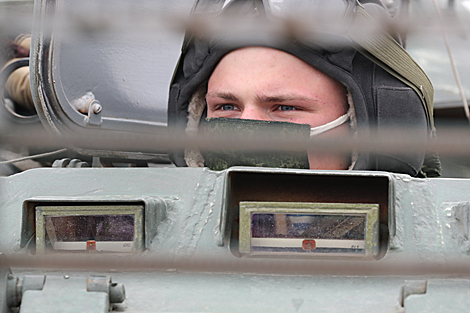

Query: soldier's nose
[240,106,269,121]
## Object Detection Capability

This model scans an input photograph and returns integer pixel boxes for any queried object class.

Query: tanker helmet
[168,0,436,177]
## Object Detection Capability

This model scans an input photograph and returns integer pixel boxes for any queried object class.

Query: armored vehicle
[1,0,470,312]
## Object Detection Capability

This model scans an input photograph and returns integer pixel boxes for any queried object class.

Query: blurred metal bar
[1,1,468,39]
[2,253,470,277]
[2,126,470,157]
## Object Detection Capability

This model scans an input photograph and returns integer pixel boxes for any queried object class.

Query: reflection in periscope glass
[250,213,366,254]
[45,215,135,253]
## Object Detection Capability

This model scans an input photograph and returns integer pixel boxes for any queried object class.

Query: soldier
[168,0,440,177]
[2,34,35,115]
[204,46,351,170]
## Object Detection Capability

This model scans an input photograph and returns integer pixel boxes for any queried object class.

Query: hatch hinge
[83,100,103,126]
[6,274,125,313]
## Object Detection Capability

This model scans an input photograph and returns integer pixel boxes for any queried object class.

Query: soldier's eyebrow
[206,92,315,104]
[256,94,315,103]
[206,92,239,102]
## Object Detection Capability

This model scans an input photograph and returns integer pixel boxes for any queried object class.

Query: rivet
[64,275,70,279]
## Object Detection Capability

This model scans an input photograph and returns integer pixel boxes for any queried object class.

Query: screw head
[64,275,70,279]
[92,103,102,114]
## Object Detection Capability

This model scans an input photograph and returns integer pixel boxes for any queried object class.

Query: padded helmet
[168,0,434,176]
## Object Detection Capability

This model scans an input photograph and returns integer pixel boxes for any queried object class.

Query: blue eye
[279,105,295,111]
[221,104,236,111]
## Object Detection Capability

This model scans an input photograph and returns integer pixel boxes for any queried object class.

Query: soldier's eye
[279,105,295,111]
[221,104,236,111]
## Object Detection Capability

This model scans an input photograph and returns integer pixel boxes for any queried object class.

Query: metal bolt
[7,274,14,280]
[64,275,70,279]
[92,103,102,114]
[109,282,126,303]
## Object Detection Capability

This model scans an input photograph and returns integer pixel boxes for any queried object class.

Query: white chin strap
[310,110,351,138]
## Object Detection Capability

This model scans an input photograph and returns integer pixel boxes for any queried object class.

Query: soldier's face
[206,47,350,170]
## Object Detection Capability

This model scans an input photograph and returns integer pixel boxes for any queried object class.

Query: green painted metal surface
[1,167,470,311]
